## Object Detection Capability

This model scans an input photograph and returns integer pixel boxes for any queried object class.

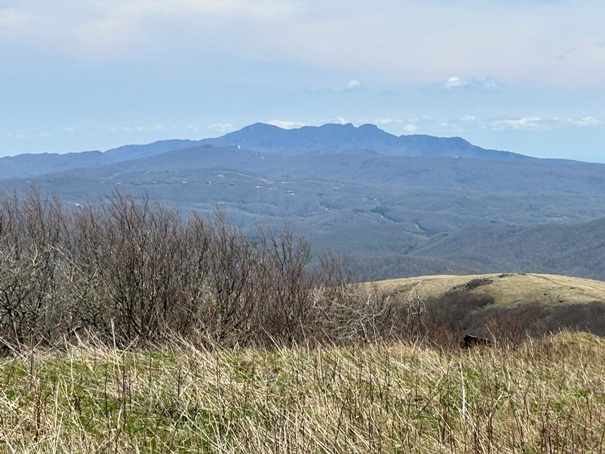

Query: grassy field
[375,273,605,307]
[2,332,605,453]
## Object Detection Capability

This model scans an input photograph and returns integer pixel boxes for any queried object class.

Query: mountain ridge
[200,122,531,160]
[0,122,533,181]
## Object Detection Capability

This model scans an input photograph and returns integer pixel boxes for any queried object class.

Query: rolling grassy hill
[377,272,605,307]
[373,272,605,341]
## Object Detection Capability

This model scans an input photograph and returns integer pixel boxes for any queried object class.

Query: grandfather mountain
[2,123,605,281]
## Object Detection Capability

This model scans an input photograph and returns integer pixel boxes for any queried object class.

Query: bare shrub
[0,189,69,347]
[197,211,261,346]
[484,300,605,345]
[482,303,549,346]
[67,193,193,345]
[463,277,492,290]
[427,289,495,333]
[549,301,605,336]
[252,225,314,345]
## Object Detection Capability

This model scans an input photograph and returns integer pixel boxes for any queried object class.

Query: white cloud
[555,116,602,127]
[266,120,307,129]
[332,79,363,93]
[444,76,467,89]
[371,117,424,134]
[373,118,418,133]
[14,128,54,140]
[0,7,27,35]
[209,123,235,133]
[3,1,605,87]
[441,76,504,92]
[490,117,550,132]
[490,115,603,133]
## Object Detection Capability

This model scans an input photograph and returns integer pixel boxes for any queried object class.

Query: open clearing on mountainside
[375,273,605,307]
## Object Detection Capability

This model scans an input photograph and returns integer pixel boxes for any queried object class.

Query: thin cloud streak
[442,76,505,92]
[490,117,549,132]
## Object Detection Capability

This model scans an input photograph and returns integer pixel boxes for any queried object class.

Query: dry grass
[1,332,605,452]
[376,273,605,307]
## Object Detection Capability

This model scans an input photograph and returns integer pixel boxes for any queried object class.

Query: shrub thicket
[0,189,419,350]
[420,288,605,346]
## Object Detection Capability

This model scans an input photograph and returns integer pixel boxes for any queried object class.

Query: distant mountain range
[0,139,199,180]
[1,122,605,281]
[0,122,530,180]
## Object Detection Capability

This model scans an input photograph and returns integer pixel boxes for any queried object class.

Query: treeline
[0,189,416,350]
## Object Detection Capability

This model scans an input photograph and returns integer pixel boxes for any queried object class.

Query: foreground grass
[1,333,605,453]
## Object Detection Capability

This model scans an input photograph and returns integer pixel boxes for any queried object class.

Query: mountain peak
[243,122,282,131]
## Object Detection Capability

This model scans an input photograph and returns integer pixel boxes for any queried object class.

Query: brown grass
[376,273,605,307]
[1,332,605,452]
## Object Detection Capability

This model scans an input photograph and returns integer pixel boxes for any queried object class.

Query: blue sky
[1,0,604,162]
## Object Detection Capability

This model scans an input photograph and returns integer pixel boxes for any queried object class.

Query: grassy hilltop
[378,272,605,307]
[372,273,605,342]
